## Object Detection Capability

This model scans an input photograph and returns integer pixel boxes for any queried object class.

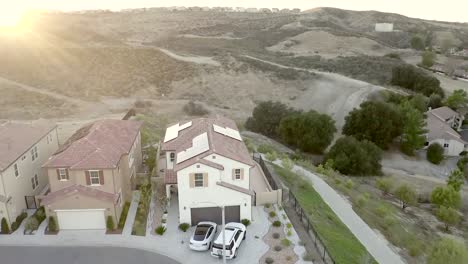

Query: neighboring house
[41,120,142,230]
[426,107,466,156]
[161,116,256,225]
[0,121,59,225]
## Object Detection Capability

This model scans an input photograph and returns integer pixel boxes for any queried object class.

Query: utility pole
[222,205,226,264]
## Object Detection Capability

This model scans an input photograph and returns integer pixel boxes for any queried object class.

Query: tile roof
[161,115,254,172]
[41,184,119,205]
[216,181,255,196]
[426,111,466,144]
[430,106,459,122]
[43,119,142,169]
[0,121,56,172]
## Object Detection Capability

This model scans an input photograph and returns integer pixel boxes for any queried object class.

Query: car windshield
[193,225,210,241]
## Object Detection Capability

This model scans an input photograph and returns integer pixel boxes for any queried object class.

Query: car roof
[214,229,236,245]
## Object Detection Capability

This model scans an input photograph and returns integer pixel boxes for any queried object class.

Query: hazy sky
[8,0,468,23]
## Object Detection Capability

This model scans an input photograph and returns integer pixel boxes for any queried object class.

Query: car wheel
[243,231,246,240]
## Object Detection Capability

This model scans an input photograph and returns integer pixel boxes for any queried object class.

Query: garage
[56,209,106,230]
[190,205,240,225]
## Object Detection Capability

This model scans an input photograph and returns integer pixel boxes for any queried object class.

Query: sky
[6,0,468,23]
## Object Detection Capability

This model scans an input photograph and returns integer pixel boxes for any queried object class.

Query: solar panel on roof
[176,132,210,163]
[163,121,193,143]
[213,124,242,141]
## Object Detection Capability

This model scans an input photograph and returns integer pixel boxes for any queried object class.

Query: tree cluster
[391,64,444,97]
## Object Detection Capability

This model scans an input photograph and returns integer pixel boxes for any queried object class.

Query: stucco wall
[177,162,252,225]
[429,139,465,156]
[0,128,59,224]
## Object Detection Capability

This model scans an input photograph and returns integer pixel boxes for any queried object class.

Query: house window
[234,169,241,180]
[47,134,53,144]
[31,174,38,190]
[194,173,204,187]
[31,146,38,161]
[14,164,19,177]
[90,171,101,185]
[170,153,175,162]
[444,143,449,148]
[58,168,68,180]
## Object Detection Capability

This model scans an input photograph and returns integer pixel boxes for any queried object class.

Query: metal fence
[253,153,336,264]
[253,153,278,190]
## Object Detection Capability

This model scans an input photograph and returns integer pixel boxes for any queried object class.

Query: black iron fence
[253,152,336,264]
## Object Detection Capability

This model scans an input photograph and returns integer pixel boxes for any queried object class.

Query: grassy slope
[272,164,375,264]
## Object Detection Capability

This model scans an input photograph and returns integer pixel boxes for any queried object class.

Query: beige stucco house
[426,107,466,156]
[41,120,142,230]
[0,121,59,225]
[161,116,275,226]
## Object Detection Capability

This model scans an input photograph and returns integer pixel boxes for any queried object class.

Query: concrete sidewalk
[272,159,404,264]
[122,191,141,236]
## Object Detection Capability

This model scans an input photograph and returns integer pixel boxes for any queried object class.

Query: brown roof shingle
[43,119,142,169]
[41,184,119,205]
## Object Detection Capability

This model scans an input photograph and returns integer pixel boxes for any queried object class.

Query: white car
[211,222,246,259]
[189,221,218,251]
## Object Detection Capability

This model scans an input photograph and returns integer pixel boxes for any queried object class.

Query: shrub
[373,204,389,218]
[274,245,282,251]
[155,225,166,235]
[183,101,209,116]
[376,178,394,195]
[257,144,276,154]
[118,202,131,229]
[281,238,291,247]
[436,206,461,231]
[286,222,292,229]
[431,186,461,209]
[178,223,190,232]
[345,179,354,189]
[395,184,417,210]
[265,151,278,162]
[264,203,271,209]
[427,143,444,164]
[106,216,115,231]
[269,211,276,218]
[272,232,280,239]
[11,222,19,232]
[391,64,444,97]
[287,230,292,236]
[355,195,368,208]
[427,238,468,264]
[245,101,297,138]
[382,215,397,230]
[24,217,39,232]
[447,169,465,192]
[34,207,46,223]
[1,218,9,234]
[281,158,294,171]
[15,212,27,224]
[265,257,274,264]
[48,217,57,232]
[241,219,251,226]
[272,220,281,227]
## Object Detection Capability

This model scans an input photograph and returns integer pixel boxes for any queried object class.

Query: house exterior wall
[0,128,59,224]
[428,139,465,156]
[177,162,252,225]
[202,154,251,189]
[375,23,394,32]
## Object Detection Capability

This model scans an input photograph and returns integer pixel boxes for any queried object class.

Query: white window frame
[89,170,101,185]
[14,164,19,177]
[31,146,38,161]
[58,168,68,181]
[444,143,449,148]
[234,169,241,180]
[194,173,204,187]
[170,153,175,162]
[31,174,38,190]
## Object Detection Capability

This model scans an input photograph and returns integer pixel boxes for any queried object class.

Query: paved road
[0,246,180,264]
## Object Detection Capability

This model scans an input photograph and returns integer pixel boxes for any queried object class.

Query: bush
[269,211,276,218]
[118,202,131,229]
[1,218,9,234]
[427,143,444,164]
[457,156,468,172]
[183,101,209,116]
[427,238,468,264]
[257,144,276,154]
[274,245,282,251]
[34,207,46,223]
[272,232,280,239]
[272,221,281,227]
[325,136,383,176]
[345,179,354,189]
[431,186,461,209]
[391,64,444,97]
[264,203,271,209]
[382,215,397,230]
[24,217,39,232]
[373,204,389,218]
[265,151,278,162]
[47,216,57,232]
[245,101,297,138]
[106,216,115,231]
[395,184,417,210]
[155,225,166,235]
[355,195,368,208]
[436,206,461,231]
[281,238,291,247]
[15,212,27,224]
[178,223,190,232]
[11,222,19,232]
[265,257,274,264]
[241,219,251,226]
[287,230,292,236]
[286,222,292,229]
[376,178,394,195]
[281,158,294,171]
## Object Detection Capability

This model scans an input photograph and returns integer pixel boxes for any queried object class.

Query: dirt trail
[158,48,221,66]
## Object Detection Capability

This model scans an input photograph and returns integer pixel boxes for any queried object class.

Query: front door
[25,196,37,209]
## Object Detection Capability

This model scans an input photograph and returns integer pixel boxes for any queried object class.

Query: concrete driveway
[0,246,179,264]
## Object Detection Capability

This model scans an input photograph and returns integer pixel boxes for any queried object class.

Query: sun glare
[0,7,24,28]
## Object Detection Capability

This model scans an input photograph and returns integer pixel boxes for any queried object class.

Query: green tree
[1,217,9,234]
[427,143,444,164]
[325,136,382,176]
[447,169,465,192]
[279,110,336,154]
[446,89,468,110]
[436,206,461,231]
[428,238,468,264]
[394,184,417,210]
[245,101,296,138]
[421,50,436,67]
[431,186,462,209]
[428,93,444,109]
[343,101,403,149]
[376,178,394,195]
[409,94,429,113]
[411,36,425,50]
[399,101,427,155]
[391,65,444,97]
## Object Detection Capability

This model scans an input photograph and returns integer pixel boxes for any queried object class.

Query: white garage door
[56,209,106,230]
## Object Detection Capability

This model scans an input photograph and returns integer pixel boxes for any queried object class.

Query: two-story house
[426,106,466,156]
[0,121,59,225]
[41,120,142,230]
[161,116,255,225]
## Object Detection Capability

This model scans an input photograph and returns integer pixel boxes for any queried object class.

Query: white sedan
[189,221,218,251]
